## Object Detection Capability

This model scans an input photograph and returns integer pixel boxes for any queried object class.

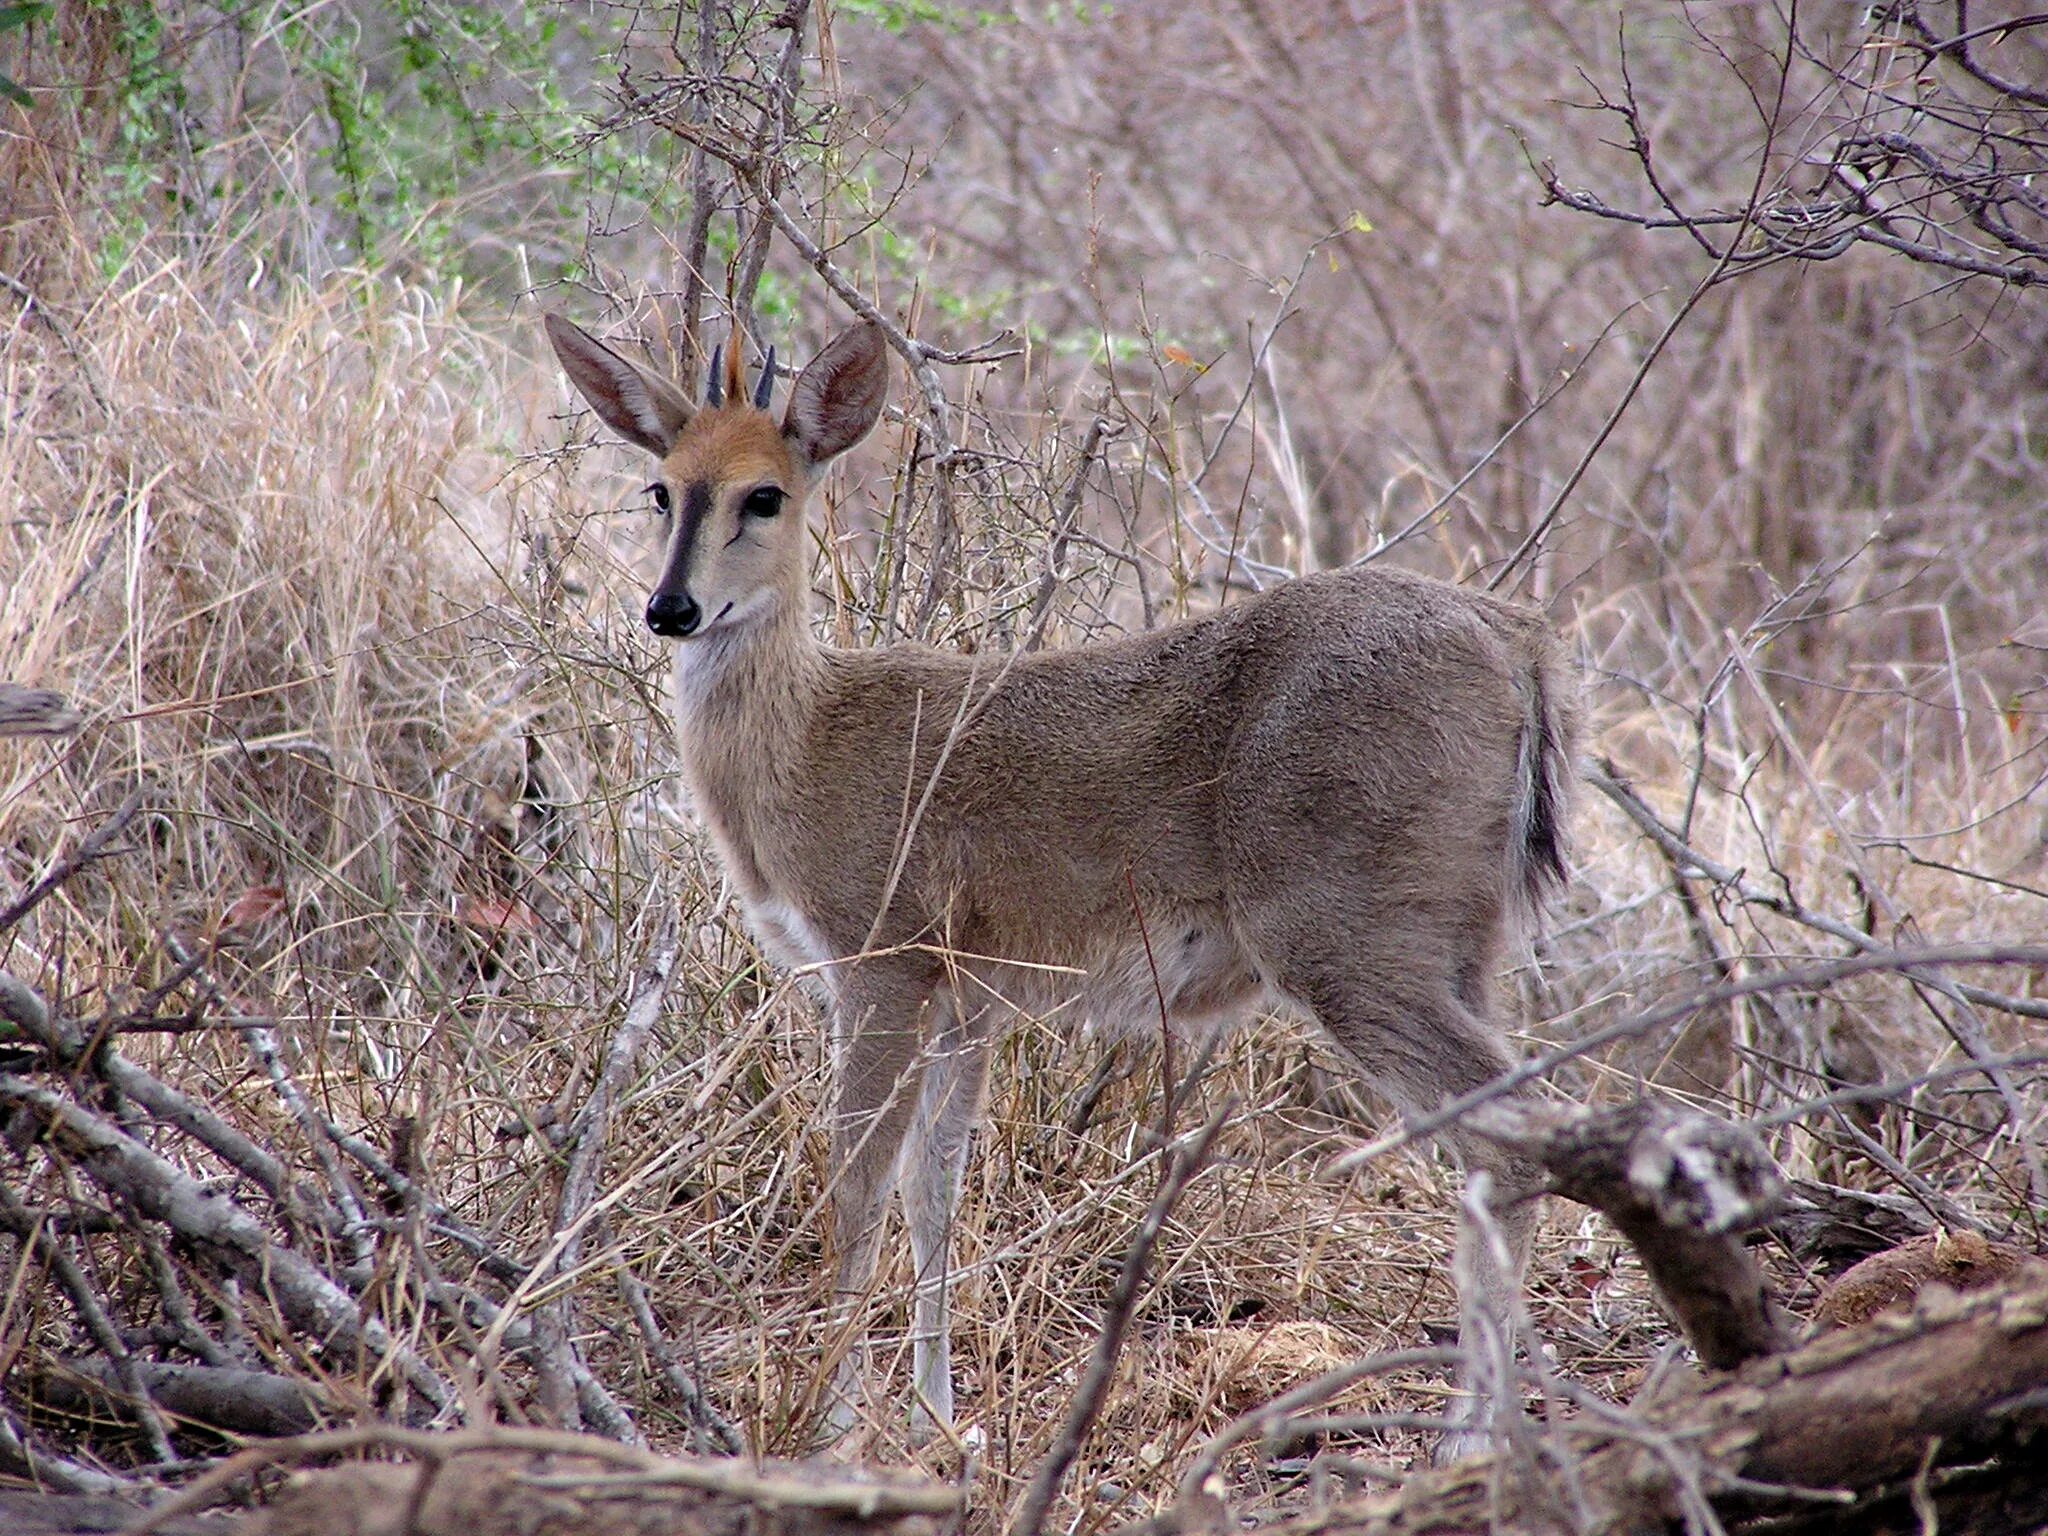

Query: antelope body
[547,313,1582,1449]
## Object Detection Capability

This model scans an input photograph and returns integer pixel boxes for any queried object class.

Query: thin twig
[1591,761,2048,1022]
[540,910,679,1441]
[0,268,115,418]
[732,0,815,331]
[608,1225,744,1456]
[0,1185,180,1463]
[1489,6,1802,592]
[1336,940,2048,1172]
[1007,1104,1231,1536]
[0,786,144,935]
[1024,409,1117,652]
[677,0,725,372]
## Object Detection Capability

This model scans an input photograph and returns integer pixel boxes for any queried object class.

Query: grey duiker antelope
[546,312,1582,1452]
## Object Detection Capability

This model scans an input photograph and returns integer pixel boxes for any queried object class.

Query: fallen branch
[0,1073,460,1418]
[121,1425,961,1536]
[34,1358,325,1438]
[0,1184,179,1463]
[1472,1100,1795,1368]
[0,1404,135,1500]
[1243,1264,2048,1536]
[2,971,308,1217]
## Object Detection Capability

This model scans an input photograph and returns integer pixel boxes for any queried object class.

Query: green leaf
[0,3,52,33]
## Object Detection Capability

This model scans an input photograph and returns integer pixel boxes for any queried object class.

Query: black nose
[645,591,702,638]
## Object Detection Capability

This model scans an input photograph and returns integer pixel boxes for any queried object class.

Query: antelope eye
[741,486,785,518]
[647,482,672,514]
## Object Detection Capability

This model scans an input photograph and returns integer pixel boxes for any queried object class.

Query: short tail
[1510,639,1582,931]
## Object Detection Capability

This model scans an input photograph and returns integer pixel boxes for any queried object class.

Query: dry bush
[2,1,2046,1532]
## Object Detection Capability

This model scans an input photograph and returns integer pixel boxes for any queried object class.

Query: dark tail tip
[1513,652,1579,924]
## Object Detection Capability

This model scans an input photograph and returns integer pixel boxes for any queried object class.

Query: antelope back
[544,314,890,640]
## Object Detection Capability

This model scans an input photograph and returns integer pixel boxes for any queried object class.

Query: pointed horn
[704,343,725,408]
[753,345,777,411]
[722,319,746,408]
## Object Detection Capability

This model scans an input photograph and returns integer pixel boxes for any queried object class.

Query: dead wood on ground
[1191,1103,2048,1536]
[1231,1266,2048,1536]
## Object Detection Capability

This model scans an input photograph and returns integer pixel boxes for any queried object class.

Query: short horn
[754,346,777,411]
[705,344,725,408]
[722,319,746,408]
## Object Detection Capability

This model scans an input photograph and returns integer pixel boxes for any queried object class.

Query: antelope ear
[783,322,890,469]
[544,313,695,457]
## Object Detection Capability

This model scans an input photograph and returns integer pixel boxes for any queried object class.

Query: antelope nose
[645,591,702,638]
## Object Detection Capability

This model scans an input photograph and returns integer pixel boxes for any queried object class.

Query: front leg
[823,962,943,1437]
[898,993,996,1441]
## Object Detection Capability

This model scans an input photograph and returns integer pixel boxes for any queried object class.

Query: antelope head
[545,315,890,640]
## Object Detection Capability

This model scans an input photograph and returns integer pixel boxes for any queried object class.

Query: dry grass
[3,2,2047,1531]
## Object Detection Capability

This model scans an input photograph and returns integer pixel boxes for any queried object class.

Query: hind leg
[1275,951,1545,1458]
[1437,958,1546,1459]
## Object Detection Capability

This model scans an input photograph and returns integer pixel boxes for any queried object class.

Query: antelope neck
[669,596,825,831]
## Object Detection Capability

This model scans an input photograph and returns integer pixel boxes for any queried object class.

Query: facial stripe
[655,478,715,599]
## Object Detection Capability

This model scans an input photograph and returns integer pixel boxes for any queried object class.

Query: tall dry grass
[2,1,2046,1529]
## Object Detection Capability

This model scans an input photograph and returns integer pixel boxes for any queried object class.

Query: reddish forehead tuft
[663,405,797,488]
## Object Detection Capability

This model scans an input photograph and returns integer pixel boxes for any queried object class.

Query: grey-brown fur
[545,313,1583,1452]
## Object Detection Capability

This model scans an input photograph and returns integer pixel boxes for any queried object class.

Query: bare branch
[1545,4,2048,289]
